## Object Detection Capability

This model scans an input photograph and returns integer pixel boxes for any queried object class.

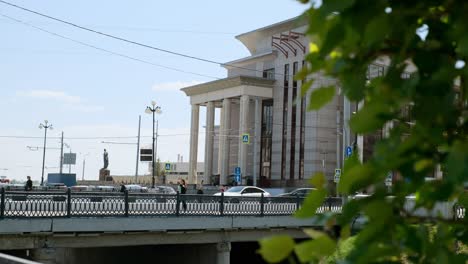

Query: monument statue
[103,149,109,169]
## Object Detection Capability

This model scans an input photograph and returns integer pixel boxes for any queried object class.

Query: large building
[182,17,357,188]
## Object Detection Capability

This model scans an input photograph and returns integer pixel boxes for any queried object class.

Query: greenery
[259,0,468,263]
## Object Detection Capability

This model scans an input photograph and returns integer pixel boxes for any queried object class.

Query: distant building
[182,17,347,188]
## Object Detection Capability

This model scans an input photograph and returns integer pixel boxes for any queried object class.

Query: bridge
[0,189,463,264]
[0,189,341,264]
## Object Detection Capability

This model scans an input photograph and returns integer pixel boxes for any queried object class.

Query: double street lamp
[145,101,162,188]
[39,120,53,186]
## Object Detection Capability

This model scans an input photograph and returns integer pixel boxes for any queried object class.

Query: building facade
[182,17,354,188]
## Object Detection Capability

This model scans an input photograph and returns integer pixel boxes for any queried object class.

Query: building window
[262,68,275,80]
[260,100,273,181]
[281,64,289,180]
[290,62,298,180]
[299,61,306,179]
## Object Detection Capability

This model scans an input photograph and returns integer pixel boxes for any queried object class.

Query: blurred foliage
[259,0,468,263]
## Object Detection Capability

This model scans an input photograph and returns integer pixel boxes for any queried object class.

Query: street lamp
[145,101,162,188]
[39,120,53,186]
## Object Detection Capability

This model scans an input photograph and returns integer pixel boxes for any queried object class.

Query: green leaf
[349,101,391,133]
[445,141,468,184]
[300,79,314,97]
[320,0,355,14]
[309,172,326,189]
[363,15,390,46]
[295,189,327,218]
[294,236,337,263]
[257,235,295,263]
[338,163,374,194]
[308,85,336,110]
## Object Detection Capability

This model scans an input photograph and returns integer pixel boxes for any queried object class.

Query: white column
[342,97,351,163]
[253,98,262,186]
[216,241,231,264]
[220,98,231,185]
[204,101,215,184]
[238,95,250,185]
[189,104,200,184]
[357,101,364,162]
[218,104,225,175]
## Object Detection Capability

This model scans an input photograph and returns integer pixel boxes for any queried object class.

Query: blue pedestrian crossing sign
[345,146,353,157]
[242,133,250,144]
[164,163,171,172]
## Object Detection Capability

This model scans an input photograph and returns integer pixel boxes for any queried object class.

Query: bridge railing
[0,188,344,219]
[0,188,463,220]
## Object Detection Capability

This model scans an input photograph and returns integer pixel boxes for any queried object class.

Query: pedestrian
[24,176,33,191]
[120,184,127,193]
[196,180,204,195]
[196,180,204,203]
[177,178,187,211]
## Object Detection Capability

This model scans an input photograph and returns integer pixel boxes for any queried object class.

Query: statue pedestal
[99,169,110,181]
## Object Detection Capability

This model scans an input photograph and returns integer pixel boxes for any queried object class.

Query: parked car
[150,186,176,194]
[213,186,270,203]
[277,188,316,198]
[124,184,148,193]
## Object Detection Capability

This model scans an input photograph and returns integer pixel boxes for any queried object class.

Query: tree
[259,1,468,263]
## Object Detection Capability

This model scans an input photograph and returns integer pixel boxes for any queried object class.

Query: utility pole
[39,120,53,186]
[59,131,64,174]
[82,158,86,181]
[135,115,141,182]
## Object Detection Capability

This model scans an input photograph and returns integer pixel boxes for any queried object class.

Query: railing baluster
[124,190,129,217]
[260,193,264,217]
[220,193,224,216]
[175,192,180,217]
[0,188,4,219]
[67,188,71,218]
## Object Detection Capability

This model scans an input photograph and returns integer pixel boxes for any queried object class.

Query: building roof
[181,75,275,97]
[235,16,308,54]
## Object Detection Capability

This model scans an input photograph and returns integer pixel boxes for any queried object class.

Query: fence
[0,188,343,219]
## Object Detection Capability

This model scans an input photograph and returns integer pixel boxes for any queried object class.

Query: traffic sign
[63,153,76,165]
[140,148,153,162]
[345,146,353,157]
[334,168,341,183]
[385,171,393,186]
[165,163,171,172]
[242,133,250,144]
[234,167,241,182]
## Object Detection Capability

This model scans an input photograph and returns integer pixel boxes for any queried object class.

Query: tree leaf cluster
[259,0,468,263]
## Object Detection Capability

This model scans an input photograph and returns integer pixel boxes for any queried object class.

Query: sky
[0,0,309,182]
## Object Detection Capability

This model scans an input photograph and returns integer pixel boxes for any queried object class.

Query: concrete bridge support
[216,242,231,264]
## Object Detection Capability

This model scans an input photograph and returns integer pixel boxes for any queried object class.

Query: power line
[0,13,221,80]
[0,0,290,78]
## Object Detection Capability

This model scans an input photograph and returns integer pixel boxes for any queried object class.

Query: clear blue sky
[0,0,308,181]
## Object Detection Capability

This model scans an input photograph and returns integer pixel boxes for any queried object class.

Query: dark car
[277,188,316,198]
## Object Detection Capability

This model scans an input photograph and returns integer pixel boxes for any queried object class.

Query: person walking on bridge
[24,176,33,191]
[177,178,187,211]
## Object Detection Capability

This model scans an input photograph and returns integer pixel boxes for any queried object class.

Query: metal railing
[0,188,463,220]
[0,188,343,219]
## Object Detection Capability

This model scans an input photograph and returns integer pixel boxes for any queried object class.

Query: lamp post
[145,101,162,188]
[39,120,53,186]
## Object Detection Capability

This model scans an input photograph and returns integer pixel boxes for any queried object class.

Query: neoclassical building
[182,17,354,187]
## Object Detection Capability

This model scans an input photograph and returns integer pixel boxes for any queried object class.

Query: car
[213,186,270,202]
[277,188,316,198]
[124,184,146,192]
[150,186,176,194]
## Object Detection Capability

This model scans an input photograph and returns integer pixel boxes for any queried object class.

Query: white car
[213,186,271,198]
